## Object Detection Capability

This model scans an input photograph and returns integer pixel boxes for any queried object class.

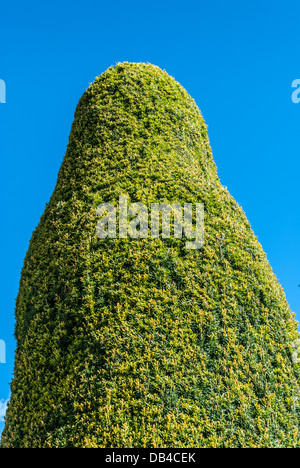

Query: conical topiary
[2,63,300,448]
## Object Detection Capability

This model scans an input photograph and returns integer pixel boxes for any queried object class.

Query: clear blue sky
[1,0,300,436]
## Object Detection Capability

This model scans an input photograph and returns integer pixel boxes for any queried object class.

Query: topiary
[2,63,300,448]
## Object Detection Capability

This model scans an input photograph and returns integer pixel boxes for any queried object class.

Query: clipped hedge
[2,63,300,448]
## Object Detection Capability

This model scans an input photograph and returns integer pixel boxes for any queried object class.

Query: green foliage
[2,63,300,448]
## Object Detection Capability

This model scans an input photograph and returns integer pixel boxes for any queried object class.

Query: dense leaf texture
[2,63,300,448]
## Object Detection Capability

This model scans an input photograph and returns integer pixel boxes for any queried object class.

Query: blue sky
[1,0,300,437]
